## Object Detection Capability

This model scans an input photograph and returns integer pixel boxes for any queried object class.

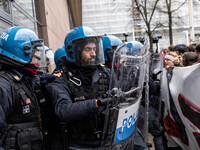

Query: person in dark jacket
[0,26,50,150]
[46,26,110,150]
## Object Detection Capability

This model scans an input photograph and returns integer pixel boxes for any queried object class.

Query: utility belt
[3,122,43,150]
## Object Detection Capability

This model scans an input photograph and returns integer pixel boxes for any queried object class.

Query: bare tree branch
[149,0,160,23]
[171,0,187,13]
[132,0,162,50]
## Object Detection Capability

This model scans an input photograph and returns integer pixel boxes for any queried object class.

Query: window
[0,0,38,34]
[0,0,10,14]
[13,6,36,32]
[15,0,35,17]
[0,21,11,34]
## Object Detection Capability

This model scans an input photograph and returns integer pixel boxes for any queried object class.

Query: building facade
[82,0,134,42]
[0,0,71,52]
[82,0,200,50]
[0,0,38,34]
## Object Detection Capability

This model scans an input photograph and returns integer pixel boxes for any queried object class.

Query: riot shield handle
[124,87,141,96]
[109,87,141,97]
[109,87,141,105]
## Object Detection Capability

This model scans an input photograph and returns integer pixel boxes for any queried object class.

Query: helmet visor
[31,44,46,70]
[73,37,105,66]
[45,49,55,73]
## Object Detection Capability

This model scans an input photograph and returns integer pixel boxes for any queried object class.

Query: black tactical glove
[97,97,112,107]
[110,88,126,102]
[40,73,56,86]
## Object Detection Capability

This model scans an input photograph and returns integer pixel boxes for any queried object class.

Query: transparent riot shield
[101,43,150,150]
[150,52,163,118]
[150,52,163,80]
[45,48,55,73]
[37,44,47,73]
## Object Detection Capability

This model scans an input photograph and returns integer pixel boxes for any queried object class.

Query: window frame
[0,0,39,34]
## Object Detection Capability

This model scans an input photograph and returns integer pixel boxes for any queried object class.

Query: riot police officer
[46,26,110,149]
[53,45,66,73]
[102,35,122,69]
[0,26,46,150]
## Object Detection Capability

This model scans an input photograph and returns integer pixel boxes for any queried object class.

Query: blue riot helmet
[112,41,145,66]
[64,26,104,66]
[126,41,145,56]
[0,26,44,68]
[54,45,66,70]
[102,35,122,65]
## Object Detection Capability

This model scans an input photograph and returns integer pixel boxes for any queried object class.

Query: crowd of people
[163,43,200,69]
[0,25,199,150]
[149,42,200,150]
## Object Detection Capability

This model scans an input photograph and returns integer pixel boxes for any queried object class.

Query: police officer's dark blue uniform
[0,26,46,150]
[46,26,110,150]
